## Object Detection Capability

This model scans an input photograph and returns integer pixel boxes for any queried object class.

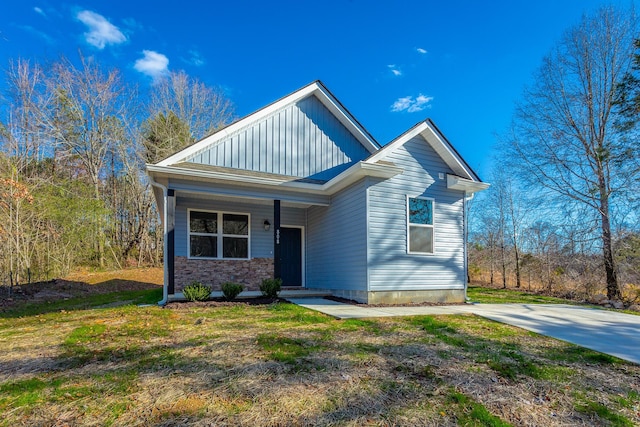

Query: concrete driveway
[287,298,640,365]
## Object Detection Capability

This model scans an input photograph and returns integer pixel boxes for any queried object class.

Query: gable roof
[156,80,380,167]
[147,82,488,201]
[365,119,482,183]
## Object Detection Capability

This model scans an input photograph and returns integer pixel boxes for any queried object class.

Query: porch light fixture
[263,220,271,231]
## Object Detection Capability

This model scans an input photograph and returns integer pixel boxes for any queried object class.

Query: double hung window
[189,210,249,259]
[407,197,434,254]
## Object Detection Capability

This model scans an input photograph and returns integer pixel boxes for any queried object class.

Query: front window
[407,197,434,254]
[222,213,249,258]
[189,210,249,259]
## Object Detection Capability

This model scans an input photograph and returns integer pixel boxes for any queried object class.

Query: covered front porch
[167,189,328,296]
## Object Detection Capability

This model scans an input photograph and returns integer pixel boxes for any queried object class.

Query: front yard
[0,273,638,426]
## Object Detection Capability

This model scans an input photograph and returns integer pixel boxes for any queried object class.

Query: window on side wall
[189,210,249,259]
[407,196,434,255]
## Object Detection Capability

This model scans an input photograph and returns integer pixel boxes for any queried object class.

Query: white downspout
[149,175,169,306]
[463,192,475,302]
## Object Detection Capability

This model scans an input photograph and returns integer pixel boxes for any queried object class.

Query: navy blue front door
[280,227,302,286]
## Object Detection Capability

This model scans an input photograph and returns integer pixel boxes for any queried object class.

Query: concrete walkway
[287,298,640,365]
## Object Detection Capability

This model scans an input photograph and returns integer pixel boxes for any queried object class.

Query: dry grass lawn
[0,269,639,426]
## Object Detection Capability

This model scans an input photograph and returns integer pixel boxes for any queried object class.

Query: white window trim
[406,195,435,255]
[187,208,251,260]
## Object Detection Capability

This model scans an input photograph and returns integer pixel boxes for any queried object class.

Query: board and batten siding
[367,135,466,291]
[174,196,305,259]
[185,95,371,181]
[306,179,368,291]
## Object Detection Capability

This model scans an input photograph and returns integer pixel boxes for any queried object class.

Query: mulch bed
[164,297,287,309]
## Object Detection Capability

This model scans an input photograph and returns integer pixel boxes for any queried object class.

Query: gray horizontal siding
[306,179,367,291]
[174,196,305,259]
[367,135,465,291]
[186,95,370,181]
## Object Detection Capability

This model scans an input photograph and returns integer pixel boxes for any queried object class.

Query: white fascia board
[313,85,379,153]
[157,84,319,167]
[447,174,490,193]
[146,161,402,197]
[157,81,379,166]
[147,165,332,206]
[320,161,403,194]
[423,123,478,181]
[365,123,426,164]
[367,121,480,182]
[147,164,305,188]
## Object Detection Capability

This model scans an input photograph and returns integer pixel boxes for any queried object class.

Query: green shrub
[182,281,211,302]
[221,282,244,300]
[260,278,282,299]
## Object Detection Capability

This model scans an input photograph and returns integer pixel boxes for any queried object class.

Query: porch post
[274,199,281,280]
[167,189,176,295]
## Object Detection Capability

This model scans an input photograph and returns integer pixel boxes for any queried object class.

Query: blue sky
[0,0,634,177]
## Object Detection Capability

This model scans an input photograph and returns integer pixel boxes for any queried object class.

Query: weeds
[575,397,634,427]
[446,390,513,426]
[256,333,317,364]
[467,286,577,304]
[0,293,637,426]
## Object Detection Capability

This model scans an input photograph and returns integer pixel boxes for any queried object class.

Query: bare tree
[2,59,52,173]
[470,209,501,286]
[43,55,132,267]
[45,56,127,200]
[505,6,638,300]
[0,53,236,280]
[144,71,234,163]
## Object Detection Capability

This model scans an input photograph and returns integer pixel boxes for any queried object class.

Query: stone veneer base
[174,256,273,293]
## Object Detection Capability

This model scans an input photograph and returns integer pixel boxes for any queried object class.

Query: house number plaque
[276,229,280,244]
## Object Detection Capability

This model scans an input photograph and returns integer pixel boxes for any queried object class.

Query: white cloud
[134,50,169,80]
[388,64,402,76]
[34,7,46,17]
[182,49,205,66]
[391,96,412,112]
[77,10,126,49]
[390,93,433,113]
[416,47,427,54]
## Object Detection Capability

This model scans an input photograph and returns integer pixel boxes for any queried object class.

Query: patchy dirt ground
[0,269,639,425]
[0,267,163,310]
[1,297,639,426]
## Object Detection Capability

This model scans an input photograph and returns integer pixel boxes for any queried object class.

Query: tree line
[0,54,234,290]
[2,6,639,306]
[469,6,640,304]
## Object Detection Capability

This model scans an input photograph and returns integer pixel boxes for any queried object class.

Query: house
[147,81,488,305]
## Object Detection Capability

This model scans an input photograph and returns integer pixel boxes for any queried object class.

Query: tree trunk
[547,252,552,292]
[514,246,521,288]
[600,203,620,300]
[489,245,495,285]
[501,244,507,289]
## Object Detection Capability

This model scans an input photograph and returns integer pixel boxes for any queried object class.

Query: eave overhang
[146,160,402,198]
[366,120,483,183]
[447,174,490,193]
